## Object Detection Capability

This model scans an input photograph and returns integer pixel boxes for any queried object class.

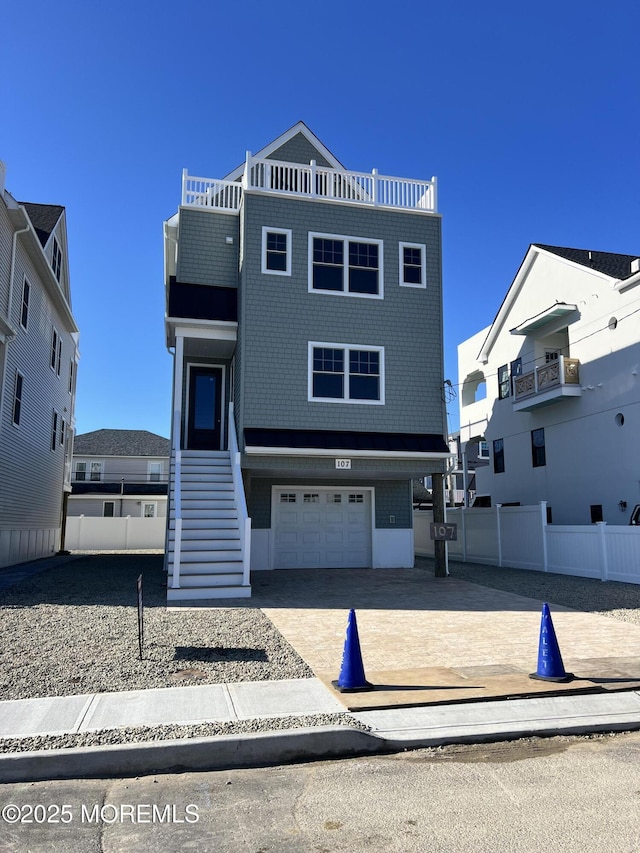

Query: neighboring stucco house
[164,122,450,601]
[68,429,170,519]
[458,243,640,524]
[0,162,79,568]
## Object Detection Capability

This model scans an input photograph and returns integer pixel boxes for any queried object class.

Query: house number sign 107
[335,459,352,469]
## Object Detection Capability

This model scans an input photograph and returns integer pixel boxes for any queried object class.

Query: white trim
[102,500,116,517]
[147,460,164,482]
[20,276,30,331]
[245,445,452,460]
[261,227,292,276]
[308,232,384,300]
[142,501,158,518]
[308,341,385,405]
[399,242,427,288]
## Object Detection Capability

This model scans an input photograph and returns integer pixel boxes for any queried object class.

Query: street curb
[3,712,640,783]
[0,727,382,783]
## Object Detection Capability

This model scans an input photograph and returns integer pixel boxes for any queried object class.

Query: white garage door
[273,488,372,569]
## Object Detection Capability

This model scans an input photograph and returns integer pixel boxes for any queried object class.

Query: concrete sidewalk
[1,678,640,782]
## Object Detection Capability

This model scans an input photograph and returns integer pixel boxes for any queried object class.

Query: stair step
[172,488,235,502]
[169,518,239,530]
[179,473,232,483]
[169,528,240,541]
[167,585,251,601]
[167,572,243,588]
[180,509,239,520]
[168,549,241,562]
[168,560,244,575]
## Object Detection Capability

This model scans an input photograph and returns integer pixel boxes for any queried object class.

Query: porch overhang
[509,303,578,335]
[166,319,237,359]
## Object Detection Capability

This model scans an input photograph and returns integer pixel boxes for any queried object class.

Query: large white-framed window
[148,461,163,482]
[20,278,30,330]
[399,242,426,288]
[308,232,384,298]
[308,342,385,404]
[261,227,292,276]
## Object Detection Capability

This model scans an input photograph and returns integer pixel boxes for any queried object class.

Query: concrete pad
[79,685,235,732]
[227,678,344,719]
[352,690,640,742]
[0,695,93,739]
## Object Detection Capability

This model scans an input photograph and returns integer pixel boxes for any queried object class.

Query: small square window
[262,228,291,276]
[280,493,297,503]
[348,494,364,503]
[303,493,319,503]
[399,242,426,288]
[329,494,342,503]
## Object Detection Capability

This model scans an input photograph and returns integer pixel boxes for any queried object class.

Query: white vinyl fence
[65,516,166,551]
[415,503,640,585]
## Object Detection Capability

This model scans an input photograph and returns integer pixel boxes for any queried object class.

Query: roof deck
[181,155,437,215]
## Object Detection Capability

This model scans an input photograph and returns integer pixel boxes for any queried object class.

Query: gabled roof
[533,244,639,282]
[74,430,170,457]
[223,121,344,181]
[478,243,640,362]
[19,202,64,249]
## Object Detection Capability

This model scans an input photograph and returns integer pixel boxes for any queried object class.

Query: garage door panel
[273,488,371,569]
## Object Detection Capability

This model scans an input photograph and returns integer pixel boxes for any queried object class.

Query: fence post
[461,506,467,562]
[496,504,502,567]
[540,501,548,572]
[596,522,608,582]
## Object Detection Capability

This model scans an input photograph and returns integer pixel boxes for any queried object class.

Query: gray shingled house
[68,429,170,519]
[163,122,450,601]
[0,162,79,568]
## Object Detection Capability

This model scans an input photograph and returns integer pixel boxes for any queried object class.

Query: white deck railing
[228,403,251,588]
[181,156,437,215]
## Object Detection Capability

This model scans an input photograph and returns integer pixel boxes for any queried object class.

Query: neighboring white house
[67,429,170,519]
[458,243,640,525]
[0,162,79,568]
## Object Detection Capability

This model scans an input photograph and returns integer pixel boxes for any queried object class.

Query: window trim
[261,227,292,276]
[142,502,158,518]
[308,341,385,405]
[51,411,59,451]
[308,232,384,299]
[103,501,115,518]
[399,242,427,288]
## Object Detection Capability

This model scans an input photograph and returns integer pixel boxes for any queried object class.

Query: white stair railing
[228,403,251,586]
[171,337,183,588]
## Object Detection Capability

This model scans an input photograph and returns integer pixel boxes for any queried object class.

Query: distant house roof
[533,244,639,281]
[19,202,64,248]
[73,430,170,457]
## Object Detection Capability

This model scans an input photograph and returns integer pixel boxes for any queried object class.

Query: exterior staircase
[166,450,251,601]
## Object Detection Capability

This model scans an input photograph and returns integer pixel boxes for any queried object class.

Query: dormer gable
[223,121,344,181]
[20,202,71,304]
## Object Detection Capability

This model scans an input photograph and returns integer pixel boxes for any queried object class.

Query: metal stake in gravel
[137,574,144,660]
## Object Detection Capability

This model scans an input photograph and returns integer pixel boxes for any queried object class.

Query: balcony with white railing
[513,356,581,412]
[181,155,437,215]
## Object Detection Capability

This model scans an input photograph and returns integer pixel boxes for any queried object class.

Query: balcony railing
[181,156,437,215]
[513,356,580,408]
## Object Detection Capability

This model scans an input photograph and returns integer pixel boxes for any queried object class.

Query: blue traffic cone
[332,609,373,692]
[529,603,574,682]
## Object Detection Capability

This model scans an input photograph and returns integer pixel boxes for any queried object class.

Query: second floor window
[13,372,23,426]
[310,234,382,297]
[493,438,505,474]
[309,343,384,403]
[148,462,163,482]
[498,364,511,400]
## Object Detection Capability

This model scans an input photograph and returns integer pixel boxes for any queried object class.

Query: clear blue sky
[3,1,639,439]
